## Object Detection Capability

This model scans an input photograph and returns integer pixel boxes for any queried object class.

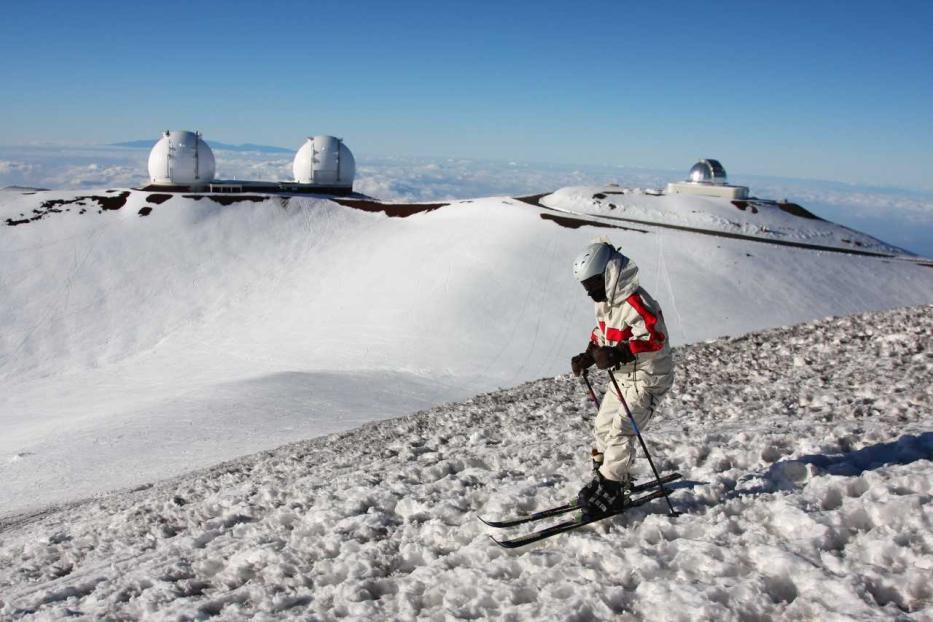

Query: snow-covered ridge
[2,186,930,383]
[4,144,933,258]
[2,187,933,517]
[541,185,914,258]
[1,306,930,619]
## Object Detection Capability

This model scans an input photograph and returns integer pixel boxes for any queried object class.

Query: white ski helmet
[572,242,615,282]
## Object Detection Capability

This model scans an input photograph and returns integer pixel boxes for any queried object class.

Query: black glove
[571,352,594,377]
[571,342,598,376]
[593,344,636,369]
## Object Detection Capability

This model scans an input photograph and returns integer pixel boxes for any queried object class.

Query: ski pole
[580,369,600,408]
[607,369,679,517]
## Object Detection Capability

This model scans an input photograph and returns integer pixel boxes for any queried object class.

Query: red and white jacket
[589,252,674,394]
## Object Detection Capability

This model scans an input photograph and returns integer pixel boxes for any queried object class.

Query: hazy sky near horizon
[1,0,931,190]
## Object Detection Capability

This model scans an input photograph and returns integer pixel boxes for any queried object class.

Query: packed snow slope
[0,306,930,620]
[1,185,932,514]
[541,185,915,256]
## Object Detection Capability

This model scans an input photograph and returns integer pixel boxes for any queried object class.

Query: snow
[2,187,932,517]
[542,185,908,255]
[1,306,930,619]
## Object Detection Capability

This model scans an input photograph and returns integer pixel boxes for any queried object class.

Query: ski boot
[577,469,632,518]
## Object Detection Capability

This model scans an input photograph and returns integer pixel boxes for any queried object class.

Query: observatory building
[143,131,356,195]
[666,159,749,200]
[147,131,216,187]
[293,136,355,188]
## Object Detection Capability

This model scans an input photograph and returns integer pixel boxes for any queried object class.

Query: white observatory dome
[147,130,216,185]
[292,136,355,187]
[688,159,727,185]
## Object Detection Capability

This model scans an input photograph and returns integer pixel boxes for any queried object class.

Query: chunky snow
[2,187,932,516]
[0,306,930,619]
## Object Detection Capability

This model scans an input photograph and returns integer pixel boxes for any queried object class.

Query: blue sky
[1,0,931,189]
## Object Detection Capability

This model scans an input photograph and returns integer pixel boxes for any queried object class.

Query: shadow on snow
[736,432,933,498]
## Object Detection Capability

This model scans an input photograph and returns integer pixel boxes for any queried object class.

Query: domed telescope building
[143,131,356,195]
[293,136,355,189]
[147,130,216,187]
[666,158,748,200]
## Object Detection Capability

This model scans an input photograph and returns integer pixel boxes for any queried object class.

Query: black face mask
[582,274,607,302]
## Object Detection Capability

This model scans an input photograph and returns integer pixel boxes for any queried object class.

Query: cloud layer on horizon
[2,145,931,257]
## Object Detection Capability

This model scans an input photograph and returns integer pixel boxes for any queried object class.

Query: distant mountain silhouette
[112,140,292,154]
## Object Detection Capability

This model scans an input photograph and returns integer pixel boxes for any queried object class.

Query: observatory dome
[147,130,216,185]
[293,136,355,187]
[666,158,747,199]
[688,159,727,185]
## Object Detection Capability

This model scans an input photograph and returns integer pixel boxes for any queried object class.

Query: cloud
[0,160,36,176]
[352,156,673,202]
[0,147,146,190]
[739,177,933,225]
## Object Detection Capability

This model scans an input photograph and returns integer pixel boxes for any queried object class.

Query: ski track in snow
[1,306,930,620]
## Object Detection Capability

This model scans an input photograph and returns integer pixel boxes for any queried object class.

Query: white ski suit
[589,252,674,482]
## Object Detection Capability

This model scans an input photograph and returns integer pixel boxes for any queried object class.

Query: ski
[479,472,680,529]
[490,488,670,549]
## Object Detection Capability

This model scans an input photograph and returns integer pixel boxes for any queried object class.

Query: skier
[570,240,675,517]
